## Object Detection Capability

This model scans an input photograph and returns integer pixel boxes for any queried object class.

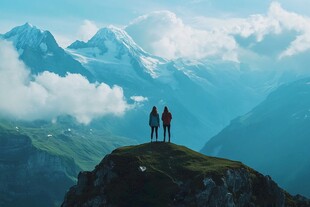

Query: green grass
[102,142,250,206]
[113,142,246,175]
[0,117,138,207]
[0,118,137,171]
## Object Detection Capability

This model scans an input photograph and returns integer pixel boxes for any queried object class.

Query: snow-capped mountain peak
[93,26,144,53]
[67,26,166,78]
[69,26,148,58]
[12,22,42,33]
[2,23,93,79]
[3,23,51,50]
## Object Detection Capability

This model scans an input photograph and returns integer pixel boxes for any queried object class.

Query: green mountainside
[0,118,136,207]
[62,143,309,207]
[202,78,310,197]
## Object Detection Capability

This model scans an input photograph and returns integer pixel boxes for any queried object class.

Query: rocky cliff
[62,143,309,207]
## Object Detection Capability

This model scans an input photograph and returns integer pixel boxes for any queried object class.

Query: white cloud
[0,40,129,124]
[190,2,310,58]
[130,96,148,102]
[124,3,310,61]
[130,96,148,107]
[269,2,310,58]
[268,2,308,32]
[126,11,238,62]
[53,33,75,48]
[77,20,99,42]
[229,2,310,58]
[35,20,99,48]
[279,34,310,58]
[190,7,282,42]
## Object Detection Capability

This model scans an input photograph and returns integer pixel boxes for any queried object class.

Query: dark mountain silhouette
[62,143,309,207]
[0,118,136,207]
[202,78,310,197]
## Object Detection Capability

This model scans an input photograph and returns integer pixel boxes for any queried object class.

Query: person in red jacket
[161,106,172,142]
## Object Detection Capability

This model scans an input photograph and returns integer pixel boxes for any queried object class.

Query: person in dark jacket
[149,106,160,142]
[161,106,172,142]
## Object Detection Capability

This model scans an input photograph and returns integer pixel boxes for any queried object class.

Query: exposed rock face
[62,143,309,207]
[0,130,79,207]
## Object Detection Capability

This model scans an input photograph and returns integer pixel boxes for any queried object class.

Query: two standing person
[149,106,172,142]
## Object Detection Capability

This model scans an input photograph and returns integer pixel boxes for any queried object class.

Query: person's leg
[168,125,171,142]
[155,127,158,141]
[151,127,154,142]
[163,125,167,142]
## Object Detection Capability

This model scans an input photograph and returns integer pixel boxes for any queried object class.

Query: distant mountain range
[2,22,310,205]
[2,23,310,149]
[202,78,310,197]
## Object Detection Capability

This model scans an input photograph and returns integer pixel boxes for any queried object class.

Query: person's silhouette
[149,106,160,142]
[161,106,172,142]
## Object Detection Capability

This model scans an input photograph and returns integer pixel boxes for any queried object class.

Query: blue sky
[1,0,310,126]
[1,1,310,60]
[1,0,310,21]
[1,0,309,30]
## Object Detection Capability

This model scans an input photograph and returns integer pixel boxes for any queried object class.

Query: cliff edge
[62,142,309,207]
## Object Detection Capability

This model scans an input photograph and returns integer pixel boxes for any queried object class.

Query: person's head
[164,106,168,112]
[151,106,157,114]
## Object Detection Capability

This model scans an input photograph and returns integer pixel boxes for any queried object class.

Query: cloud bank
[77,20,99,42]
[126,11,238,62]
[0,40,129,124]
[220,2,310,58]
[125,2,310,61]
[268,2,310,58]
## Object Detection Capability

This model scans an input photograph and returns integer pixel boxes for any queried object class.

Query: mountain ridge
[1,23,93,80]
[0,127,77,207]
[2,22,310,206]
[3,22,307,150]
[202,77,310,197]
[1,22,286,150]
[62,142,310,207]
[67,25,165,80]
[69,26,149,57]
[3,23,48,50]
[0,118,137,207]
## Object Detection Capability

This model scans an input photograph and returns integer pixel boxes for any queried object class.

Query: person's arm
[149,114,151,126]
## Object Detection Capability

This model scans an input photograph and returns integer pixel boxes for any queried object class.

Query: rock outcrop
[62,143,310,207]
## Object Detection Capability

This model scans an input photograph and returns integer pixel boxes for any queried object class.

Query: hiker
[149,106,160,142]
[161,106,172,142]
